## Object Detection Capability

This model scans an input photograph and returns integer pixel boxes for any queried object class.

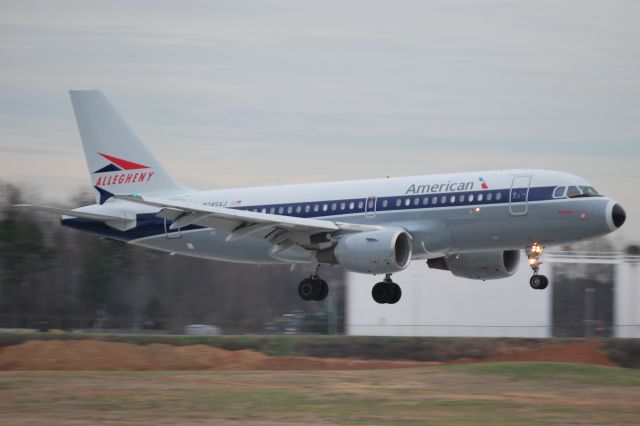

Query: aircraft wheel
[387,283,402,304]
[538,275,549,290]
[529,275,549,290]
[314,279,329,301]
[298,278,319,301]
[372,282,388,304]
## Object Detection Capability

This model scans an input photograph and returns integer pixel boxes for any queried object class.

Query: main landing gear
[298,275,329,301]
[371,274,402,304]
[527,243,549,290]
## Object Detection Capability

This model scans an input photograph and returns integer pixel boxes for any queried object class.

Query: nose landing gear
[527,243,549,290]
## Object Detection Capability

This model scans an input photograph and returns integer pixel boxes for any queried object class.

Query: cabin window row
[242,190,505,216]
[381,191,502,209]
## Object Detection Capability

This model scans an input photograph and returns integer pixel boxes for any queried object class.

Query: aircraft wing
[114,194,379,255]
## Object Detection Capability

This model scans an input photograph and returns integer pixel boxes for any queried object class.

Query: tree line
[0,183,344,334]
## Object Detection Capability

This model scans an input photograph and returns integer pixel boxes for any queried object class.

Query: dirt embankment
[0,339,618,371]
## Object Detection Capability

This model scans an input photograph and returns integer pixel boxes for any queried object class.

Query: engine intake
[317,228,412,274]
[427,249,520,280]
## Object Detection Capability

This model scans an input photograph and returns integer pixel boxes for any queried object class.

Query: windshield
[565,185,601,199]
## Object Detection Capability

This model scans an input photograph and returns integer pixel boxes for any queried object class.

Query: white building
[345,253,640,338]
[614,259,640,338]
[346,260,552,338]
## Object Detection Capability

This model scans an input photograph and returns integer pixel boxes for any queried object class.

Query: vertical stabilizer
[69,90,187,203]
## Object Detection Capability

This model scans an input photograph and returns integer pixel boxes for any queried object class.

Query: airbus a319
[20,90,626,305]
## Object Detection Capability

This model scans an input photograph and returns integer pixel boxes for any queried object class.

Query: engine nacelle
[427,250,520,280]
[317,228,413,274]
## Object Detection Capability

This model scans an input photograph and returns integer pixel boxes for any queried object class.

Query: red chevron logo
[98,153,149,170]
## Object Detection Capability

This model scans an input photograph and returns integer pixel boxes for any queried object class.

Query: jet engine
[316,228,413,274]
[427,250,520,280]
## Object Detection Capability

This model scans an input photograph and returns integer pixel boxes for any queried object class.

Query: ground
[1,364,639,425]
[0,339,618,370]
[0,339,638,424]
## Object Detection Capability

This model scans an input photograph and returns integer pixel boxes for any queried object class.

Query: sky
[0,0,639,243]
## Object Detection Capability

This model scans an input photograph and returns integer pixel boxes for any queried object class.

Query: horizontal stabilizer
[14,204,126,222]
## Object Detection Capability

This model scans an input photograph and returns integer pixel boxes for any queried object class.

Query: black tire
[530,275,543,290]
[298,278,319,301]
[372,282,388,304]
[314,279,329,301]
[387,283,402,304]
[538,275,549,290]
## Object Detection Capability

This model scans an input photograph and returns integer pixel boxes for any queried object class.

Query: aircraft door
[509,176,532,215]
[365,196,377,218]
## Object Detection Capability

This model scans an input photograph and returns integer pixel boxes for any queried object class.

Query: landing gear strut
[298,275,329,301]
[527,243,549,290]
[371,274,402,304]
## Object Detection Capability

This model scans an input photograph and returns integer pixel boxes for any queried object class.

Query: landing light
[474,207,481,213]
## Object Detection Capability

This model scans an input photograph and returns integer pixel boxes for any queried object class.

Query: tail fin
[69,90,187,204]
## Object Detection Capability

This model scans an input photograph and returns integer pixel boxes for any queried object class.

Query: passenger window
[261,207,267,213]
[357,201,364,209]
[321,204,327,212]
[405,198,411,206]
[414,197,420,206]
[382,199,388,208]
[468,194,474,202]
[305,205,311,213]
[349,201,355,210]
[423,197,429,206]
[331,203,337,211]
[296,205,302,213]
[368,199,374,209]
[432,196,438,205]
[441,195,447,204]
[270,207,275,214]
[450,195,456,203]
[487,193,493,201]
[313,204,319,212]
[459,194,465,203]
[340,202,346,210]
[553,186,567,198]
[496,192,502,201]
[395,199,401,207]
[278,206,284,214]
[477,193,483,202]
[287,206,292,214]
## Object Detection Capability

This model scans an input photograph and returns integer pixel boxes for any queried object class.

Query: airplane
[19,90,627,305]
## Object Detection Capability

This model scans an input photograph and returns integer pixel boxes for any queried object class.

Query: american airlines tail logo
[93,153,155,186]
[479,177,489,189]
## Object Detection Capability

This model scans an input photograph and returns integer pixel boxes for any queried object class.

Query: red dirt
[484,340,617,367]
[0,339,618,371]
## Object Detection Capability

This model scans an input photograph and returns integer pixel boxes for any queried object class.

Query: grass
[440,362,640,386]
[1,363,639,425]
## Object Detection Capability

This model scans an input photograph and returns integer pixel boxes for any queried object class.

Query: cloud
[0,0,638,239]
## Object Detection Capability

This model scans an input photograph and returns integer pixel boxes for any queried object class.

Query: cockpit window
[553,186,567,198]
[580,186,600,196]
[566,185,601,198]
[567,186,582,198]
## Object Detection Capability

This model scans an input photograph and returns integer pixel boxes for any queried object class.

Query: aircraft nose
[612,203,626,228]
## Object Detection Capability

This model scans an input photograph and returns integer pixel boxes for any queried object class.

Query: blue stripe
[62,186,559,241]
[235,186,557,217]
